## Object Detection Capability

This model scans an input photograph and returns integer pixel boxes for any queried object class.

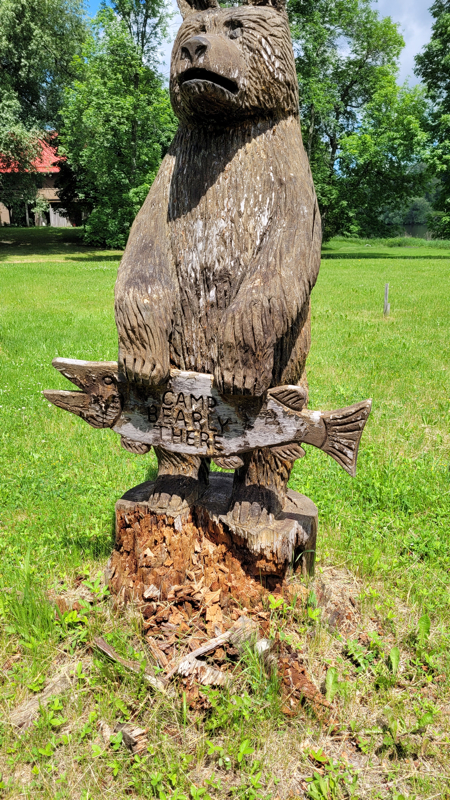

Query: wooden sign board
[44,358,371,477]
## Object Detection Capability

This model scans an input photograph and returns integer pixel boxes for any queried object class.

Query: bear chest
[168,130,279,312]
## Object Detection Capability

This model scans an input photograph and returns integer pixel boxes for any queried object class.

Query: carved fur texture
[114,0,321,514]
[115,2,320,393]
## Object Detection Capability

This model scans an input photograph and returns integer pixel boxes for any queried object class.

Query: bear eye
[226,20,243,39]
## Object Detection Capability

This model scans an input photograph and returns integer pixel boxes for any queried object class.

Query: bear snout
[180,35,210,64]
[176,33,244,95]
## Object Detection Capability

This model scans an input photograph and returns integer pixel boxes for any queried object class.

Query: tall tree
[59,6,177,247]
[415,0,450,238]
[0,0,87,128]
[0,0,87,210]
[289,0,429,238]
[106,0,170,64]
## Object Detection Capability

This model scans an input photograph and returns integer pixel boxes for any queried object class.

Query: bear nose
[181,35,210,64]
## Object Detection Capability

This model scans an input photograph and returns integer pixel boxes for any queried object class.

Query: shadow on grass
[68,255,122,263]
[0,250,122,264]
[321,252,450,260]
[0,227,122,262]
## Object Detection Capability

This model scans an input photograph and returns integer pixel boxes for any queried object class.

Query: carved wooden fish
[44,358,371,477]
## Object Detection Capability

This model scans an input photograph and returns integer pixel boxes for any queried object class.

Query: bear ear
[177,0,219,20]
[244,0,287,10]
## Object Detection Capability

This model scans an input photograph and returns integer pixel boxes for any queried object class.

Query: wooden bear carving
[114,0,322,525]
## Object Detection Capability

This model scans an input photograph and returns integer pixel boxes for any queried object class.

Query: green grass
[0,228,449,799]
[301,238,450,617]
[327,235,450,250]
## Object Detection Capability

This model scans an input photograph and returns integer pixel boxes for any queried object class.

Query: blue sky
[86,0,433,84]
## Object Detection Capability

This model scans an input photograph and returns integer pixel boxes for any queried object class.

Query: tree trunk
[107,473,318,615]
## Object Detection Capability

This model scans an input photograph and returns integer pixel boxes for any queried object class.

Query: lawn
[0,228,449,799]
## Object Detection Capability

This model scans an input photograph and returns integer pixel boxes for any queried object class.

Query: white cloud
[371,0,433,84]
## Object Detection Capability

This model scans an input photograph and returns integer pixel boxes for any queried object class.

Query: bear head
[170,0,299,127]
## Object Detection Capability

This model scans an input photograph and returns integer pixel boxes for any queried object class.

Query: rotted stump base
[107,474,317,619]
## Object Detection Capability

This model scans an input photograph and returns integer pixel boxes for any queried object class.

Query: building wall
[49,206,71,227]
[0,202,10,225]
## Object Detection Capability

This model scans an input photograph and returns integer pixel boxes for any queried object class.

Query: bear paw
[119,350,169,388]
[147,474,208,516]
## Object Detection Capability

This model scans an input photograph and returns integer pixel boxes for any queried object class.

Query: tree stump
[107,473,317,619]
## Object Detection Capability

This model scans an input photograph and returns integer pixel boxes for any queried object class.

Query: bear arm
[115,155,178,386]
[215,187,321,397]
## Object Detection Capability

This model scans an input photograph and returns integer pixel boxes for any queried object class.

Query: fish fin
[121,437,152,455]
[270,443,305,461]
[321,400,372,476]
[213,456,244,470]
[268,385,307,412]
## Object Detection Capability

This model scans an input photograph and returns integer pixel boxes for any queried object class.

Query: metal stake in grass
[384,283,390,316]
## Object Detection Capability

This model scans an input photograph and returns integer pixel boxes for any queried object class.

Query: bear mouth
[179,68,239,95]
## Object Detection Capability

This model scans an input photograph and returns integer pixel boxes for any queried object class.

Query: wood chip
[169,608,184,626]
[115,723,148,755]
[165,625,237,680]
[10,669,73,730]
[279,653,331,720]
[204,588,221,604]
[143,584,159,600]
[146,636,169,668]
[177,657,228,686]
[99,720,112,744]
[206,604,223,626]
[94,637,165,692]
[165,615,262,682]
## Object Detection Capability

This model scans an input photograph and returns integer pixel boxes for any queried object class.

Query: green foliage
[237,739,254,764]
[0,0,86,128]
[59,6,177,247]
[106,0,171,63]
[0,98,42,173]
[0,170,44,225]
[0,0,86,208]
[388,646,400,676]
[306,755,359,799]
[380,194,435,233]
[2,548,57,651]
[82,571,109,599]
[418,613,431,646]
[415,1,450,237]
[289,0,429,238]
[325,666,339,702]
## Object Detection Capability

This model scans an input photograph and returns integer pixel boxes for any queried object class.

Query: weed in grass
[306,753,359,799]
[3,548,57,651]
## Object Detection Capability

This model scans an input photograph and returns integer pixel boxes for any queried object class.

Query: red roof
[33,139,60,173]
[0,138,60,174]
